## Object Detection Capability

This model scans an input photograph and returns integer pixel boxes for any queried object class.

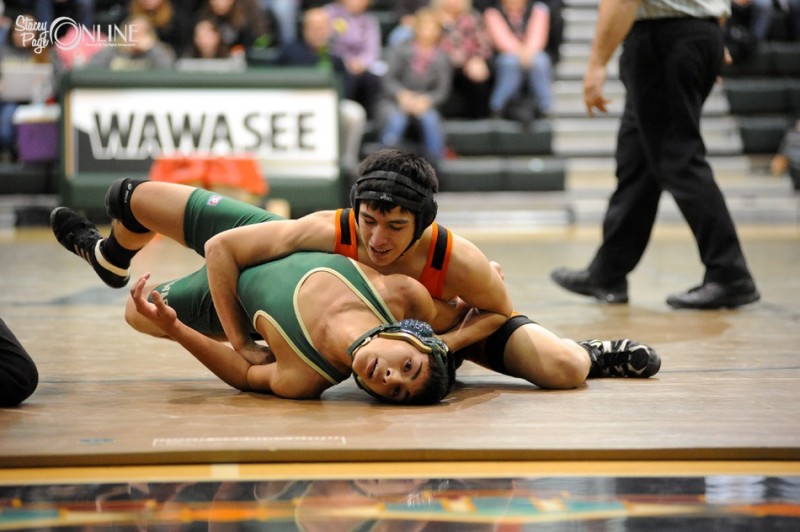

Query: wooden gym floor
[0,216,798,529]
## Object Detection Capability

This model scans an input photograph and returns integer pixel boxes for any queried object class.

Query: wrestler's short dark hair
[407,351,453,405]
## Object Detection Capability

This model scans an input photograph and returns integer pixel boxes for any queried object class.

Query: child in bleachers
[0,12,52,162]
[87,14,175,69]
[129,0,183,56]
[435,0,492,118]
[183,15,231,57]
[196,0,279,56]
[377,8,450,165]
[323,0,382,118]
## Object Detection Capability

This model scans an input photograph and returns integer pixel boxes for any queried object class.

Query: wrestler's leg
[502,324,591,389]
[52,180,282,287]
[467,315,661,386]
[110,180,196,250]
[463,316,590,389]
[50,180,196,288]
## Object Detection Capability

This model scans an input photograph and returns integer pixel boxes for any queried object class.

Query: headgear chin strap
[347,319,452,402]
[350,170,438,243]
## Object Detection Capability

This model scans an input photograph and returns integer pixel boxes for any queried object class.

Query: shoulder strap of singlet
[334,208,359,259]
[418,223,453,300]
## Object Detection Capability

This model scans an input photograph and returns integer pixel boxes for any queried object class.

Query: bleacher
[2,0,798,228]
[723,42,800,155]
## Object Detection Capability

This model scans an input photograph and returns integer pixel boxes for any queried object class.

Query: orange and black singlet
[333,208,453,299]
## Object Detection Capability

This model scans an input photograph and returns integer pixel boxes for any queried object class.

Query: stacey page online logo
[15,15,138,54]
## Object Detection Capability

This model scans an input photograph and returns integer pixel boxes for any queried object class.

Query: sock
[578,341,601,378]
[99,231,139,269]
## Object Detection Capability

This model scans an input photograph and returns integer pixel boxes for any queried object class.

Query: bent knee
[536,343,590,389]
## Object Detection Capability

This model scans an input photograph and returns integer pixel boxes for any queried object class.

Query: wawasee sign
[66,87,340,179]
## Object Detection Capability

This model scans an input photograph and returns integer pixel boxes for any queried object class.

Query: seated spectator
[6,0,95,29]
[484,0,553,123]
[0,317,38,407]
[323,0,382,118]
[0,12,52,162]
[128,0,183,56]
[276,7,366,176]
[87,14,175,69]
[183,16,231,58]
[732,0,775,45]
[435,0,493,118]
[258,0,300,45]
[197,0,280,57]
[377,8,451,166]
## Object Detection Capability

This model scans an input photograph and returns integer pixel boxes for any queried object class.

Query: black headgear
[347,319,453,402]
[349,170,438,241]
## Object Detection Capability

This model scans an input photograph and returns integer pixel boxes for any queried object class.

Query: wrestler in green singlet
[150,189,397,385]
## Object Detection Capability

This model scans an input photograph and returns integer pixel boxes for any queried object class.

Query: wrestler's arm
[129,274,277,393]
[436,237,513,351]
[203,211,338,359]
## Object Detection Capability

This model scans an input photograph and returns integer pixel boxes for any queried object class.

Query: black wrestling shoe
[50,207,130,288]
[550,267,629,304]
[666,279,760,310]
[580,339,661,378]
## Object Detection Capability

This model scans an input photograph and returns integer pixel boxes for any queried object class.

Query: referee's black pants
[588,17,753,286]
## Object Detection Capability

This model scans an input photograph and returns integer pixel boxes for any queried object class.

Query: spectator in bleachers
[87,14,175,69]
[6,0,95,29]
[275,7,366,176]
[197,0,279,57]
[183,15,230,57]
[780,0,800,40]
[0,2,8,46]
[435,0,493,118]
[377,8,451,165]
[323,0,382,118]
[731,0,774,44]
[128,0,183,56]
[0,12,52,162]
[258,0,300,44]
[385,0,429,46]
[484,0,553,123]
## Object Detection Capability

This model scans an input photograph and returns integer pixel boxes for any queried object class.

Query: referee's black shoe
[666,279,760,310]
[550,267,629,304]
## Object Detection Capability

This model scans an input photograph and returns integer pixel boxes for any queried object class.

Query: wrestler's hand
[237,343,276,366]
[130,273,178,334]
